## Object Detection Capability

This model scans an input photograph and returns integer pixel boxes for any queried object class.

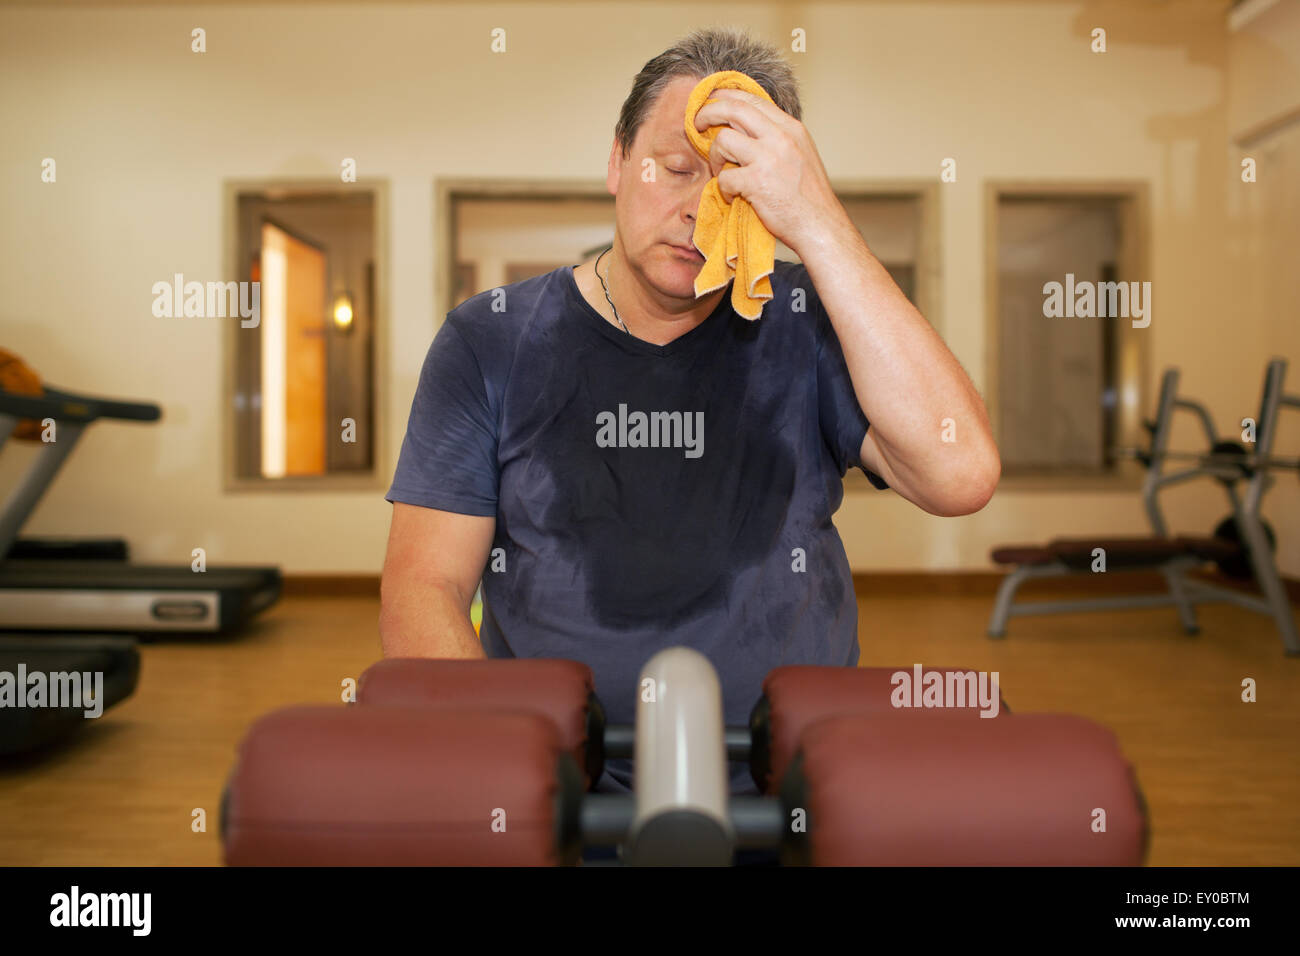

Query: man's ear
[606,139,623,196]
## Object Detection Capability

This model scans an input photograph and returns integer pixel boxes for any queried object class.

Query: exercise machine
[0,361,282,636]
[987,358,1298,655]
[220,652,1148,866]
[0,634,140,755]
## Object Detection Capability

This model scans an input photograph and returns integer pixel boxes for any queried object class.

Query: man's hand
[691,87,851,257]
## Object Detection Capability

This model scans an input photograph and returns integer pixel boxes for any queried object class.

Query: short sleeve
[385,318,500,515]
[814,288,889,490]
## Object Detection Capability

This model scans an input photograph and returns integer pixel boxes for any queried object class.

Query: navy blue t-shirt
[386,260,887,795]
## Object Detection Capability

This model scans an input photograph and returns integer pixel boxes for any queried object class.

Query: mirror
[230,188,378,483]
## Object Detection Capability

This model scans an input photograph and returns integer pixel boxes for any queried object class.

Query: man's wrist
[792,209,867,267]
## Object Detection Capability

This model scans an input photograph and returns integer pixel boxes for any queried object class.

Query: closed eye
[667,168,692,177]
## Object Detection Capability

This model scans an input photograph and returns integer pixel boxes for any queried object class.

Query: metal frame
[0,388,158,558]
[988,359,1299,655]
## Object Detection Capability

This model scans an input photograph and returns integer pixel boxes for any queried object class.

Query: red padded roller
[753,665,1009,793]
[791,712,1148,866]
[222,706,580,866]
[357,657,601,788]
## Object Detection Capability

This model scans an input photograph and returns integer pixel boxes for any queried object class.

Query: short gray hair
[613,26,802,160]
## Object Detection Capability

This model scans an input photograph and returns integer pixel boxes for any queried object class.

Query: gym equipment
[1113,444,1300,475]
[5,538,129,561]
[0,361,282,636]
[0,634,140,755]
[0,347,44,442]
[0,350,128,561]
[220,653,1148,867]
[355,656,606,787]
[470,584,483,635]
[625,648,732,865]
[747,664,1009,792]
[989,358,1299,655]
[1212,515,1277,580]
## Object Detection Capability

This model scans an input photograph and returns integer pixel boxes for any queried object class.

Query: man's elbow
[928,446,1001,517]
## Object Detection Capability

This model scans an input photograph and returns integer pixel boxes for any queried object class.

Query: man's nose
[683,181,707,218]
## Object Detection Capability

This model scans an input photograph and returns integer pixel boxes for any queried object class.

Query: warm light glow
[260,225,287,479]
[333,293,353,331]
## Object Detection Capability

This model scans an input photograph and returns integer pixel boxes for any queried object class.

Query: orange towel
[684,71,776,321]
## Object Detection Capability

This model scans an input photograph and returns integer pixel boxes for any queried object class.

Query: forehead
[641,75,701,150]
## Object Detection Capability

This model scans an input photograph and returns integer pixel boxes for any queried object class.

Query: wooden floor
[2,585,1298,865]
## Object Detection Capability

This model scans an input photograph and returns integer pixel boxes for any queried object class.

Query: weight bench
[220,653,1147,866]
[988,358,1300,655]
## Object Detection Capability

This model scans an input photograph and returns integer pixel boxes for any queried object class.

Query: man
[380,27,999,796]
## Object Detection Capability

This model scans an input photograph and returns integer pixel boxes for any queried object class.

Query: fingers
[711,87,790,126]
[693,90,773,140]
[707,126,758,176]
[715,164,748,204]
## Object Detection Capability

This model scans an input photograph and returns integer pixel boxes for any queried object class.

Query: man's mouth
[670,243,705,261]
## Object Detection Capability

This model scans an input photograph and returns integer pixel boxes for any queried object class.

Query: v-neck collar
[565,265,733,357]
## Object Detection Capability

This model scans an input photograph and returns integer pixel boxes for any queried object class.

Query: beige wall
[1,0,1295,574]
[1227,0,1300,576]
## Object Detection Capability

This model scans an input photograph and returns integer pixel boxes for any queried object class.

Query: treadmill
[0,383,281,636]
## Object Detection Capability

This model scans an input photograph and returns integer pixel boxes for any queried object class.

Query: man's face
[607,75,714,303]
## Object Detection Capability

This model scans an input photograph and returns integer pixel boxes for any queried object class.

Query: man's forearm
[797,216,999,514]
[379,580,486,659]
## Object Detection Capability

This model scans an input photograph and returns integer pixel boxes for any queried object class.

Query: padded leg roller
[221,705,584,866]
[783,712,1148,866]
[357,657,605,789]
[750,665,1010,794]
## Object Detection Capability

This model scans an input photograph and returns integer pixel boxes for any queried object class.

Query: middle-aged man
[380,27,1000,796]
